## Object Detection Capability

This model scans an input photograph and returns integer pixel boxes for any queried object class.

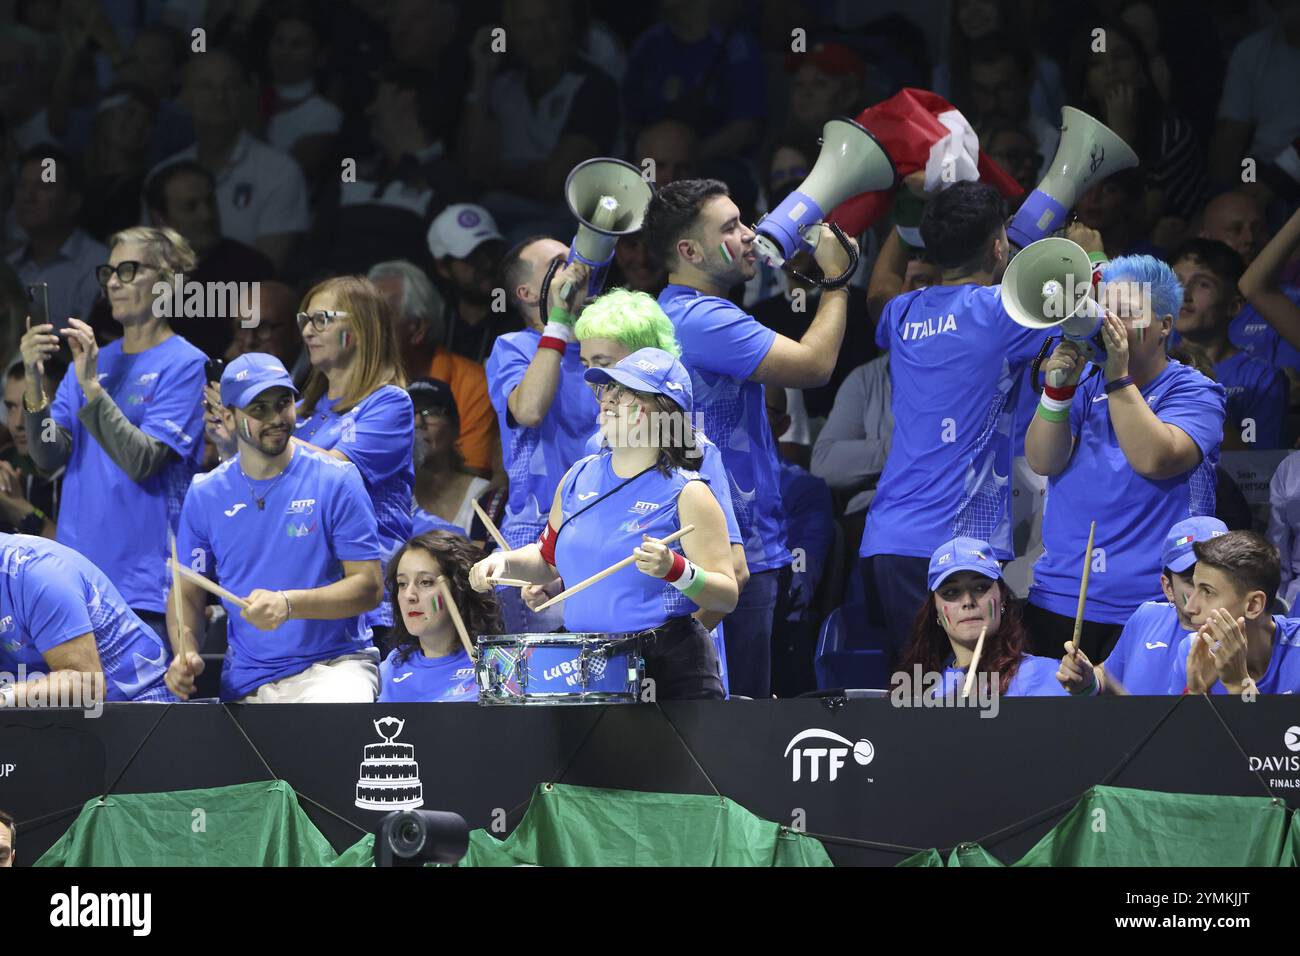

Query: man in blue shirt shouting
[165,354,384,702]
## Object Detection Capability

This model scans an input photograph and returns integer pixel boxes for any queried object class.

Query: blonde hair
[298,275,406,416]
[107,225,197,283]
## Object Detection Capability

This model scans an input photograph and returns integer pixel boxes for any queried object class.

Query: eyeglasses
[592,382,640,405]
[95,261,155,286]
[296,309,349,332]
[415,406,451,422]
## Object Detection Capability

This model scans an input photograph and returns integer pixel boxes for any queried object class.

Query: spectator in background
[224,281,306,385]
[260,1,342,196]
[765,384,834,696]
[781,42,868,159]
[964,39,1059,182]
[980,122,1041,201]
[812,352,894,519]
[115,24,193,164]
[82,83,158,243]
[610,235,667,295]
[368,259,498,478]
[1240,206,1300,375]
[1063,18,1213,232]
[407,378,492,538]
[1209,0,1300,188]
[623,0,766,164]
[426,205,516,365]
[0,32,51,153]
[485,240,596,631]
[460,0,621,240]
[1268,450,1300,609]
[20,226,207,640]
[0,357,65,538]
[1170,238,1287,449]
[155,50,309,274]
[635,120,699,187]
[327,64,467,276]
[138,160,275,358]
[1075,167,1156,260]
[7,144,107,326]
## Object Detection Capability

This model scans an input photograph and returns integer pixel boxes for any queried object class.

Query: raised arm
[1239,206,1300,353]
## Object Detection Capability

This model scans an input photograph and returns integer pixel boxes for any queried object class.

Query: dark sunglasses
[95,261,155,286]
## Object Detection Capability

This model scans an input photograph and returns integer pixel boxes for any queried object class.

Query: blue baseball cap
[583,347,693,412]
[1162,516,1228,574]
[220,352,298,408]
[927,537,1003,591]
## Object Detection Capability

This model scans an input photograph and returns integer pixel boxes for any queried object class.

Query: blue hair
[1099,255,1184,324]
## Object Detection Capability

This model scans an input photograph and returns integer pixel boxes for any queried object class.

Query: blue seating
[814,602,891,690]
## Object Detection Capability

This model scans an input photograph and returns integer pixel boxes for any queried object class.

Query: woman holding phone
[19,225,207,639]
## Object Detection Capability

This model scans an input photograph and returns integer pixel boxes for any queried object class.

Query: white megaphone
[1007,106,1139,250]
[1001,236,1108,384]
[753,116,896,283]
[559,157,654,301]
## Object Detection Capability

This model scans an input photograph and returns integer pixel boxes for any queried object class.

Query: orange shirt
[427,346,495,474]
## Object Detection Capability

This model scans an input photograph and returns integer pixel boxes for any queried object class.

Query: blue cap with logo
[1161,516,1228,574]
[584,347,694,412]
[220,352,298,408]
[927,536,1003,591]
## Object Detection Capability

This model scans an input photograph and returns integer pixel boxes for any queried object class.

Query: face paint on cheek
[339,330,350,348]
[942,607,951,629]
[433,591,445,613]
[241,417,252,440]
[718,242,734,265]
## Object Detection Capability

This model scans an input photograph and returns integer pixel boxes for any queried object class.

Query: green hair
[574,288,682,358]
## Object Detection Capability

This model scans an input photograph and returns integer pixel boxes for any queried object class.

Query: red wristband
[538,336,567,354]
[537,522,558,566]
[1043,384,1076,402]
[663,550,687,582]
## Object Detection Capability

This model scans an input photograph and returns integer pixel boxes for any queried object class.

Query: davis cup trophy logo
[355,716,424,811]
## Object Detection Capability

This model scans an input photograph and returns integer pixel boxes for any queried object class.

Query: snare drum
[475,633,644,704]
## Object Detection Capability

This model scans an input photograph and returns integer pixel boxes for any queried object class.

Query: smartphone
[205,358,225,384]
[26,283,67,333]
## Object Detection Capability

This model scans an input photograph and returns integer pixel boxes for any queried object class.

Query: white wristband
[542,321,576,343]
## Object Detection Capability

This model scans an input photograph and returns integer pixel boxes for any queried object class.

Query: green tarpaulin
[897,786,1292,867]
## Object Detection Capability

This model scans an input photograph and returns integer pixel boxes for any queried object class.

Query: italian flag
[828,88,1024,239]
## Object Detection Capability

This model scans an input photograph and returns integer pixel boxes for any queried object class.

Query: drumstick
[168,558,249,610]
[168,531,192,659]
[436,576,476,660]
[486,577,532,587]
[535,525,696,612]
[472,500,510,552]
[1071,520,1097,656]
[962,625,988,699]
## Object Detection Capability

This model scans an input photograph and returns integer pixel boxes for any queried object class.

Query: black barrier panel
[2,697,1298,865]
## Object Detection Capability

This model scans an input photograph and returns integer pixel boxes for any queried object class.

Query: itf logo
[784,729,874,782]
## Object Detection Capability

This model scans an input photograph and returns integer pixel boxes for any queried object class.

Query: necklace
[240,453,293,510]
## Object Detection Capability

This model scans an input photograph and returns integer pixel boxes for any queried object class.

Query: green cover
[897,786,1292,867]
[36,780,338,867]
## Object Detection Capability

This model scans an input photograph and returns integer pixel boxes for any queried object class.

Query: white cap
[426,203,503,260]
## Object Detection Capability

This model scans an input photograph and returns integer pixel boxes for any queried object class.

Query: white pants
[1003,455,1047,600]
[238,650,380,703]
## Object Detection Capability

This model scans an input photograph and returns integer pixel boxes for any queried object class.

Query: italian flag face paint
[718,242,734,265]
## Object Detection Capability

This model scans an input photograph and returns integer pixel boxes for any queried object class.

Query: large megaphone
[1007,106,1139,250]
[540,158,654,319]
[753,117,896,286]
[1001,236,1108,383]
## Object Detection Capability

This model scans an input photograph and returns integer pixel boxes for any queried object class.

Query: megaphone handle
[786,222,859,290]
[537,257,562,325]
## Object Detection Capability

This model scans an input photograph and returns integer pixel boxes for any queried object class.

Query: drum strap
[556,463,657,537]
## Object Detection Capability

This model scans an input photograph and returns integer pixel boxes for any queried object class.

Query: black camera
[375,809,469,867]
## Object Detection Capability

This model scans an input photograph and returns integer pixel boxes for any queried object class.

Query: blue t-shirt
[863,284,1044,560]
[295,385,413,628]
[623,23,767,129]
[379,645,477,702]
[486,330,599,547]
[177,447,382,701]
[1104,600,1190,695]
[931,654,1069,697]
[1228,288,1300,371]
[1166,615,1300,694]
[1214,351,1288,449]
[1030,361,1226,623]
[583,429,741,545]
[779,460,834,616]
[51,334,206,611]
[410,506,464,539]
[0,533,173,701]
[659,284,790,573]
[554,451,709,633]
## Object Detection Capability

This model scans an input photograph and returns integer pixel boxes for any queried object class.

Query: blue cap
[583,347,693,412]
[220,352,298,408]
[1162,516,1228,574]
[927,537,1003,591]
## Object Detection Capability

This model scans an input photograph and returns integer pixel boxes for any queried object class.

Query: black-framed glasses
[95,261,154,286]
[415,406,451,422]
[296,309,349,332]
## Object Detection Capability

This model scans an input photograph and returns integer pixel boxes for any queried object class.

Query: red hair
[897,581,1028,695]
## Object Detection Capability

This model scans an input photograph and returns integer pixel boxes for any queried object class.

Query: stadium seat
[814,602,891,690]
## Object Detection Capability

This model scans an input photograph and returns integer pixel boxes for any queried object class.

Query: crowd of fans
[0,0,1299,708]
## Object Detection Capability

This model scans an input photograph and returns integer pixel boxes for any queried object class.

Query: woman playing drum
[469,348,737,699]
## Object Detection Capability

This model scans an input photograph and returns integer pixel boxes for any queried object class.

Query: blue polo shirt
[1229,288,1300,370]
[177,446,382,700]
[1214,351,1288,449]
[1167,615,1300,694]
[1104,600,1189,694]
[932,654,1069,697]
[486,329,599,547]
[1030,360,1226,623]
[379,646,477,702]
[659,284,790,573]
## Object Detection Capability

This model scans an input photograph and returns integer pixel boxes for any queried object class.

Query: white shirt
[1218,26,1300,158]
[6,228,108,325]
[267,92,343,153]
[452,477,492,534]
[152,130,310,245]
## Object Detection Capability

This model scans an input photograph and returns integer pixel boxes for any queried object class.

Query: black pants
[1021,601,1125,663]
[640,616,725,701]
[859,554,932,664]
